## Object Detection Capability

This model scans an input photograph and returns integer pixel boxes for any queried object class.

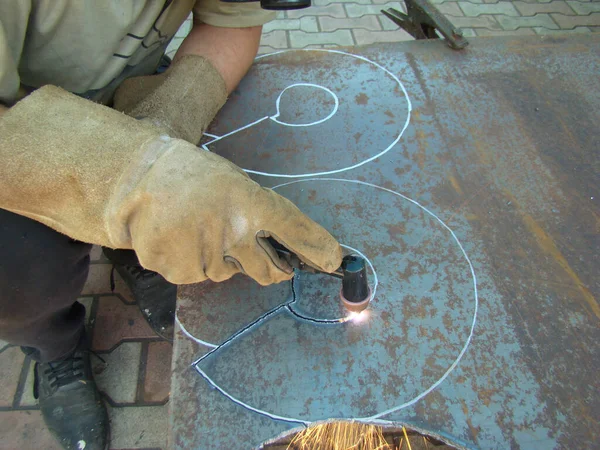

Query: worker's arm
[0,86,342,285]
[113,23,262,144]
[0,104,7,118]
[0,3,342,285]
[175,22,262,94]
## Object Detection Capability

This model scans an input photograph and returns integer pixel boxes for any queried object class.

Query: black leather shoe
[34,335,109,450]
[103,247,176,340]
[113,263,176,340]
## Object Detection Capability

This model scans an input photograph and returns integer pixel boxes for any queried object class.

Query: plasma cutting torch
[267,238,372,313]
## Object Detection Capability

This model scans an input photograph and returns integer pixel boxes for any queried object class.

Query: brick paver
[3,3,598,448]
[553,12,600,27]
[0,346,25,407]
[255,0,598,52]
[513,1,576,15]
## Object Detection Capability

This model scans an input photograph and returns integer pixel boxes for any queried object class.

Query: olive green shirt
[0,0,274,104]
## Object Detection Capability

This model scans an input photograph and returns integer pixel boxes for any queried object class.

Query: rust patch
[355,93,369,105]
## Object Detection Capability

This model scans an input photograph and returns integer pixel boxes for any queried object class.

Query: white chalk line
[205,48,412,178]
[191,179,479,426]
[175,314,217,349]
[194,364,310,426]
[270,83,339,127]
[202,83,338,151]
[202,115,270,150]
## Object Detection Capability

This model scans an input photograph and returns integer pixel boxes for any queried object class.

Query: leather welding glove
[0,86,342,285]
[112,55,225,145]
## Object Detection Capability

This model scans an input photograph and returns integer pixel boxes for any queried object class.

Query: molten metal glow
[347,311,368,323]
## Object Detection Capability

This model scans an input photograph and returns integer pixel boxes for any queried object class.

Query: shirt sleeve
[192,0,276,28]
[0,1,31,105]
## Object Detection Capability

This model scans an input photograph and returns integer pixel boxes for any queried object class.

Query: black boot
[103,248,176,340]
[34,334,109,450]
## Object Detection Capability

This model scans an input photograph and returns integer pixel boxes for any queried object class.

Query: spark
[287,421,390,450]
[402,427,413,450]
[343,311,369,323]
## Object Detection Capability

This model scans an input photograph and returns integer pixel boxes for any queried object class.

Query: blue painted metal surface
[172,34,600,449]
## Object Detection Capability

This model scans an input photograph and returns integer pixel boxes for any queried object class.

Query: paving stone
[143,342,173,403]
[263,17,318,33]
[475,27,536,36]
[534,26,592,34]
[447,14,502,30]
[372,0,408,4]
[288,3,346,19]
[92,296,156,352]
[289,29,354,47]
[260,30,289,48]
[497,13,559,30]
[319,15,382,31]
[94,342,141,404]
[345,2,405,18]
[90,245,108,262]
[258,45,281,54]
[437,2,465,16]
[0,346,25,407]
[567,1,600,15]
[353,28,413,45]
[459,1,519,16]
[18,359,36,407]
[513,1,576,16]
[430,0,485,4]
[108,404,168,449]
[552,12,600,28]
[0,411,62,450]
[460,27,477,37]
[82,264,134,303]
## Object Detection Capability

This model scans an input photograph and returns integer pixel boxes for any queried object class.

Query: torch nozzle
[340,255,372,313]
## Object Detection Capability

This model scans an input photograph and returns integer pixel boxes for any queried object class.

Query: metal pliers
[382,0,469,50]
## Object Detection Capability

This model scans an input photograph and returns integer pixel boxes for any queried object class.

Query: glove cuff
[114,55,227,145]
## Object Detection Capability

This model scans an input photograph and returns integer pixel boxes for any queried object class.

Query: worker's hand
[0,86,342,286]
[122,143,342,285]
[112,55,226,145]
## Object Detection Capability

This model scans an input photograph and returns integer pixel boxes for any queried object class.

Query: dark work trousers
[0,209,91,362]
[0,49,170,363]
[0,209,141,363]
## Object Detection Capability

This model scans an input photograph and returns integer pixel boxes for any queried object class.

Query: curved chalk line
[203,48,412,178]
[270,83,339,127]
[190,178,479,426]
[175,315,217,349]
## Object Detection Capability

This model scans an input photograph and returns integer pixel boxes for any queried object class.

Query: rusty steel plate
[172,34,600,450]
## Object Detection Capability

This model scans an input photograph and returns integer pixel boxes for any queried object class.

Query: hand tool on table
[268,237,372,313]
[381,0,469,50]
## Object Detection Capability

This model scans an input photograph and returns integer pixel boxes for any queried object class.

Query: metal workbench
[169,34,599,449]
